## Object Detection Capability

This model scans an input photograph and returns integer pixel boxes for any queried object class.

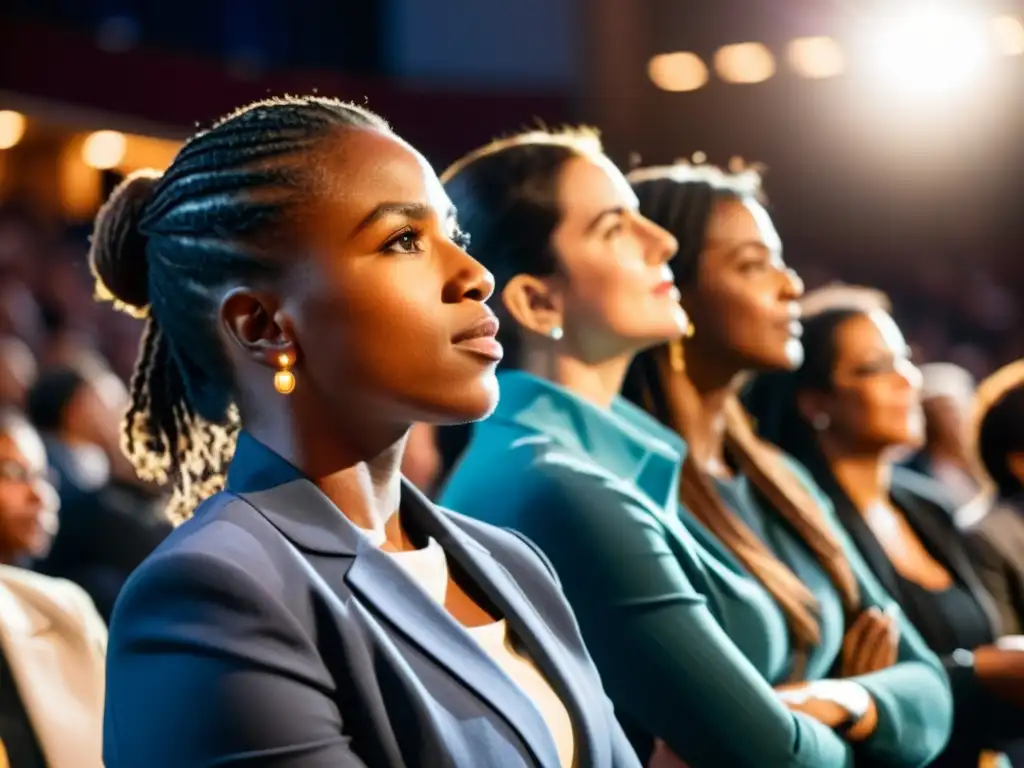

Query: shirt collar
[225,430,304,493]
[487,370,686,493]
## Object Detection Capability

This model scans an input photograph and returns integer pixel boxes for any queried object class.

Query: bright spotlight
[788,37,846,79]
[866,3,992,96]
[82,130,127,170]
[648,52,709,92]
[0,111,26,150]
[714,43,776,84]
[991,15,1024,56]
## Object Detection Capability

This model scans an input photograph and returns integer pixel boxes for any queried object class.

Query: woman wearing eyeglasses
[0,409,106,768]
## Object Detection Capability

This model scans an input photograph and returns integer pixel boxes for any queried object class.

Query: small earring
[668,338,685,373]
[274,352,296,395]
[684,322,695,339]
[812,413,830,431]
[549,326,564,341]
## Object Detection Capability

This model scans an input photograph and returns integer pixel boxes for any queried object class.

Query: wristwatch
[806,679,872,734]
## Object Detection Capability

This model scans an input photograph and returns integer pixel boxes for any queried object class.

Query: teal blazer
[440,372,953,768]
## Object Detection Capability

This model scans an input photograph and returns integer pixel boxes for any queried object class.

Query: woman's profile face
[823,311,924,451]
[0,424,57,559]
[548,154,685,358]
[274,128,501,426]
[685,198,804,372]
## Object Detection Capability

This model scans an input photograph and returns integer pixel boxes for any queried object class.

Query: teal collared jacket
[440,372,953,768]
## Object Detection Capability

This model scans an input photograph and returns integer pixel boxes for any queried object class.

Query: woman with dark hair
[966,361,1024,635]
[95,96,639,768]
[744,301,1024,766]
[615,164,951,766]
[439,138,945,767]
[0,409,105,768]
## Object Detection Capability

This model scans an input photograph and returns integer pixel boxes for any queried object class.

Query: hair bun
[89,169,162,314]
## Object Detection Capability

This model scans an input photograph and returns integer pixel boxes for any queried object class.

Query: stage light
[865,3,991,96]
[991,15,1024,56]
[82,130,127,169]
[648,52,709,92]
[0,111,26,150]
[714,43,776,84]
[788,37,846,79]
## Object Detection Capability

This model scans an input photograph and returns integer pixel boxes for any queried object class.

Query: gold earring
[668,338,685,373]
[684,322,695,339]
[273,353,295,395]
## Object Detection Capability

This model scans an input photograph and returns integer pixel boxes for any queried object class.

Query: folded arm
[520,466,854,768]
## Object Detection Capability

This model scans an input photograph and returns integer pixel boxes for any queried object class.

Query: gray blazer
[103,432,639,768]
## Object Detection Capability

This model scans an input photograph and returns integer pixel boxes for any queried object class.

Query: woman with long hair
[745,301,1024,766]
[439,139,949,766]
[96,96,639,768]
[617,164,951,766]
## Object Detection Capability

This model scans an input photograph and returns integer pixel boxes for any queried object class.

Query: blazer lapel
[0,580,103,768]
[891,482,1002,638]
[236,475,562,768]
[404,481,604,768]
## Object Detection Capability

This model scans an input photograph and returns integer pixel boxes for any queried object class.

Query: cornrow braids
[90,95,390,522]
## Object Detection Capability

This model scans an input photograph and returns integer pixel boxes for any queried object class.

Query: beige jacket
[0,565,105,768]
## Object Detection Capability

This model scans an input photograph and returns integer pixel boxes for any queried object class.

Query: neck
[245,397,413,550]
[928,441,968,469]
[671,345,744,474]
[522,348,632,410]
[818,436,891,512]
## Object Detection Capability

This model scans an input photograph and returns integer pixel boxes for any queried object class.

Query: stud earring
[812,413,830,431]
[274,353,296,395]
[684,322,695,339]
[668,338,685,373]
[549,326,564,341]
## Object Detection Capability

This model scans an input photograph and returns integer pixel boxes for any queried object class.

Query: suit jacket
[103,432,639,768]
[832,467,1002,639]
[0,565,106,768]
[966,497,1024,636]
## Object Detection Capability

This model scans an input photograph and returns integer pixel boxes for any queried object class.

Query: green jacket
[441,371,953,768]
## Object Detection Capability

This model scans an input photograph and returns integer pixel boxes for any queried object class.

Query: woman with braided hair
[95,96,640,768]
[617,164,952,766]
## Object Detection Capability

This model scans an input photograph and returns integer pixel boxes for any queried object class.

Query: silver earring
[812,413,830,431]
[549,326,563,341]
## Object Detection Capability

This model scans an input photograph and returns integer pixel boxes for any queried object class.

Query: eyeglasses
[0,459,57,488]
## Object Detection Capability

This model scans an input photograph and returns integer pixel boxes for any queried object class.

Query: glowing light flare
[82,130,127,170]
[0,111,26,150]
[714,43,776,84]
[991,15,1024,56]
[788,37,846,79]
[865,5,992,96]
[647,52,709,92]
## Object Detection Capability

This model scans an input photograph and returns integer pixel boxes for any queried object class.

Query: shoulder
[890,466,958,516]
[0,564,93,614]
[441,508,560,583]
[110,492,303,637]
[0,565,106,648]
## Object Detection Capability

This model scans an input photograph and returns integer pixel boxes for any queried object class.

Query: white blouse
[366,530,576,768]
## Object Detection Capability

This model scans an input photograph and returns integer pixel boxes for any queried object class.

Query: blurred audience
[965,361,1024,637]
[25,364,171,622]
[0,336,37,411]
[907,363,983,513]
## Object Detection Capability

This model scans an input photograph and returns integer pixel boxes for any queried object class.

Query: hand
[973,643,1024,708]
[840,606,899,678]
[777,680,879,742]
[648,740,690,768]
[776,684,851,729]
